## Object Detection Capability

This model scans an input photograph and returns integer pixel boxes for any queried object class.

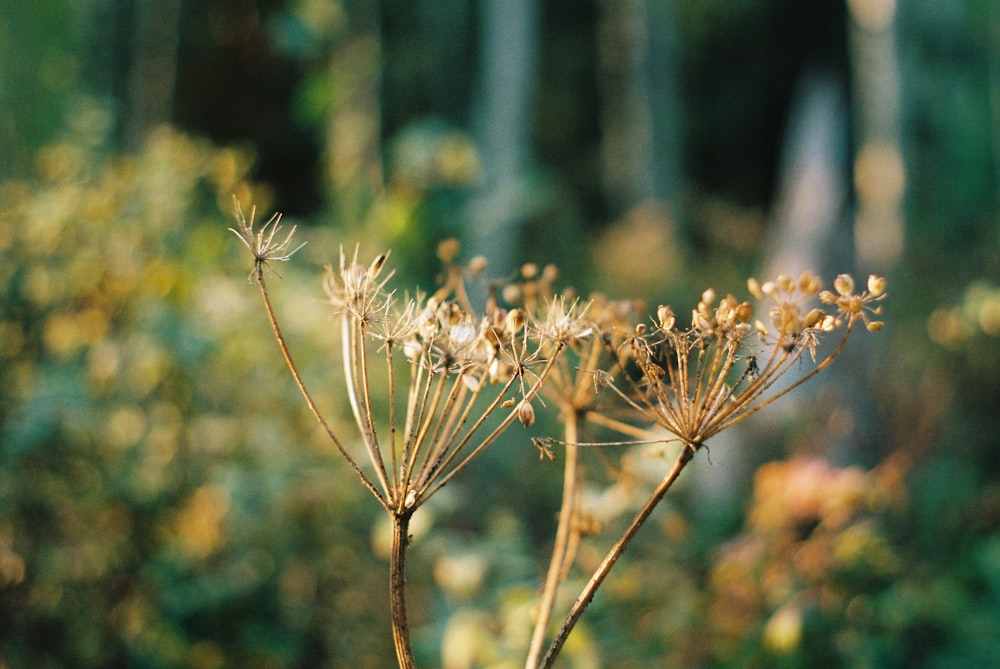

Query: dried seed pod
[868,274,886,296]
[517,399,536,427]
[437,238,461,262]
[505,308,525,335]
[834,274,855,296]
[804,308,826,328]
[657,305,676,331]
[799,271,822,295]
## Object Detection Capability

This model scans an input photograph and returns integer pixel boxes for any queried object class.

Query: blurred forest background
[2,0,999,667]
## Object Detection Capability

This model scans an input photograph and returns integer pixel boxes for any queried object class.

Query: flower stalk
[390,510,417,669]
[539,444,694,669]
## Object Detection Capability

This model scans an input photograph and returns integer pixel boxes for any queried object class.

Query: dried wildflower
[534,296,593,345]
[536,273,888,666]
[320,247,573,512]
[233,209,586,669]
[820,273,887,332]
[231,198,890,669]
[228,198,306,282]
[609,272,886,453]
[520,289,645,668]
[322,247,394,324]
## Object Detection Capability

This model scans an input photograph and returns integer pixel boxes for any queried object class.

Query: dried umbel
[231,205,592,667]
[315,244,588,512]
[610,270,887,454]
[230,200,887,669]
[535,271,886,668]
[228,198,306,282]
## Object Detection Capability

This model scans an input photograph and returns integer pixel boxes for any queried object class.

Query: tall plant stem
[539,445,694,669]
[255,270,387,508]
[341,314,393,502]
[525,411,580,669]
[390,510,417,669]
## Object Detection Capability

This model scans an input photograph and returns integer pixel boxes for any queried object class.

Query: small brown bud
[735,301,754,322]
[517,399,536,427]
[505,308,525,334]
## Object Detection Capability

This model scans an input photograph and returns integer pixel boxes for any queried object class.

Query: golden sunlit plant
[230,199,886,669]
[231,201,579,667]
[534,270,886,667]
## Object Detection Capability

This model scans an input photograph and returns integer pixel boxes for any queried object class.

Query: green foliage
[0,1,81,174]
[0,124,395,667]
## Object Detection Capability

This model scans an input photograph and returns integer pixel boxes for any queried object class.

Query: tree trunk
[847,0,904,269]
[596,0,681,215]
[466,0,540,271]
[125,0,182,149]
[324,1,385,227]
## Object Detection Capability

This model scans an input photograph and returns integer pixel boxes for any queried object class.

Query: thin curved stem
[525,410,580,669]
[256,269,387,509]
[421,345,564,500]
[539,444,695,669]
[342,314,393,502]
[708,326,854,436]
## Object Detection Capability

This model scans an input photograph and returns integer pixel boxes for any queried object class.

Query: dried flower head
[228,198,306,282]
[317,247,573,512]
[610,272,886,453]
[820,273,888,332]
[322,246,394,323]
[534,296,593,345]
